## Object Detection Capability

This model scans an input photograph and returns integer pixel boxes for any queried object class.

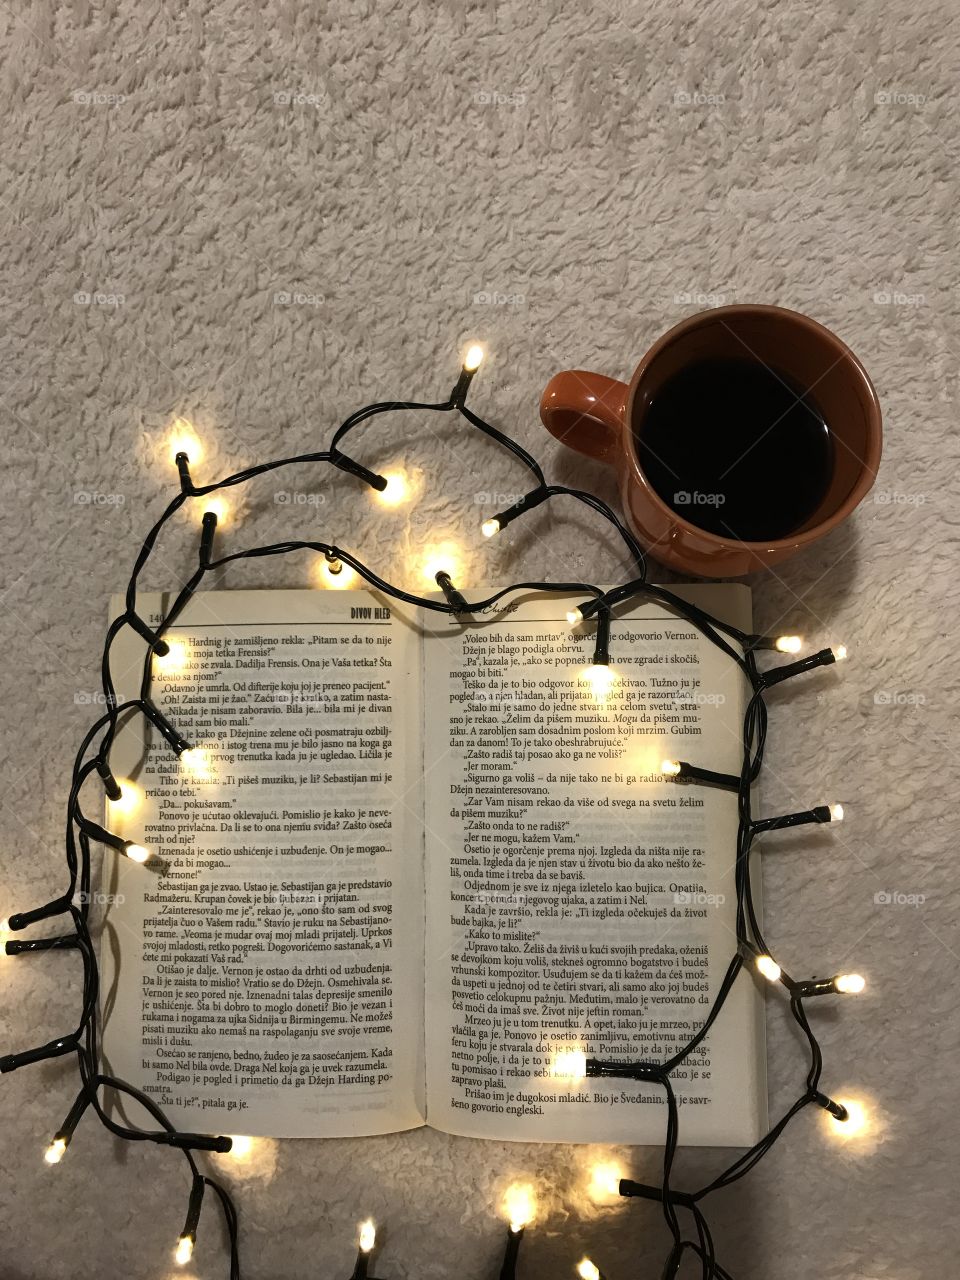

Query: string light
[152,636,189,675]
[588,1160,624,1202]
[834,973,865,994]
[661,758,682,777]
[503,1182,536,1233]
[107,779,144,818]
[481,518,501,538]
[201,495,229,526]
[756,954,782,983]
[775,634,803,654]
[551,1049,587,1082]
[375,470,410,507]
[180,747,212,779]
[169,420,203,467]
[44,1137,67,1165]
[6,343,865,1280]
[463,344,485,372]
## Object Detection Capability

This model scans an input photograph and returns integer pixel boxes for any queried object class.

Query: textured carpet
[1,2,956,1277]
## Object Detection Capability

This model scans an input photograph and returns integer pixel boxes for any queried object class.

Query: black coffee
[637,356,833,542]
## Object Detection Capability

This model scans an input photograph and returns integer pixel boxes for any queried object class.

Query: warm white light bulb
[551,1049,587,1082]
[124,843,151,864]
[589,1161,623,1201]
[175,1235,194,1265]
[152,637,189,675]
[376,470,410,507]
[108,780,143,818]
[578,1260,601,1280]
[566,607,583,626]
[775,634,802,654]
[503,1182,536,1233]
[227,1134,254,1158]
[756,954,782,983]
[44,1138,67,1165]
[180,747,213,780]
[829,803,844,822]
[463,344,485,372]
[359,1220,376,1253]
[202,495,229,526]
[169,420,203,466]
[834,644,847,661]
[661,758,682,777]
[481,518,500,539]
[835,973,865,995]
[0,917,10,934]
[583,665,615,697]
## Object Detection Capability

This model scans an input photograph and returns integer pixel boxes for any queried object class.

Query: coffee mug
[539,304,882,577]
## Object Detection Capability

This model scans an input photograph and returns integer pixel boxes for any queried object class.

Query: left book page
[100,590,425,1138]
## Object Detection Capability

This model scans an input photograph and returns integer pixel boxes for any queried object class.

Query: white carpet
[0,2,955,1277]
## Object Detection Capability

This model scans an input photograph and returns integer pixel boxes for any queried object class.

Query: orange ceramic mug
[540,304,882,577]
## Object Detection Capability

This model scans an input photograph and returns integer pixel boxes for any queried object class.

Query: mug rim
[622,303,883,551]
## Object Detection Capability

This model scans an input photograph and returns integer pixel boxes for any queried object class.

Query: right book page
[420,584,766,1146]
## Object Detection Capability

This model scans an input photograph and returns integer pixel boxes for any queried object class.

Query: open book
[100,586,766,1146]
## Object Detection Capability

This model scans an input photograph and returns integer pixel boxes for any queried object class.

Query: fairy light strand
[0,345,863,1279]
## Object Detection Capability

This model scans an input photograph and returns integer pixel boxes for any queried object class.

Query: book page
[421,586,766,1146]
[100,590,425,1138]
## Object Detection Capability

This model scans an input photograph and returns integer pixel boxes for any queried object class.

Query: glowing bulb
[376,470,410,507]
[202,495,229,525]
[589,1161,623,1201]
[756,954,782,983]
[463,344,485,372]
[175,1235,194,1265]
[315,557,357,589]
[775,635,802,654]
[826,1097,869,1137]
[169,420,203,466]
[551,1049,587,1082]
[481,518,500,538]
[153,637,189,675]
[124,843,151,864]
[359,1220,376,1253]
[835,973,865,995]
[0,917,10,934]
[661,758,682,777]
[834,644,847,661]
[566,607,583,626]
[582,665,616,697]
[44,1138,67,1165]
[503,1182,536,1233]
[829,803,844,822]
[420,542,463,587]
[107,779,143,818]
[180,747,212,779]
[225,1135,254,1159]
[578,1260,601,1280]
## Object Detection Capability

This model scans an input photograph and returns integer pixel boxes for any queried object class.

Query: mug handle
[539,370,629,464]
